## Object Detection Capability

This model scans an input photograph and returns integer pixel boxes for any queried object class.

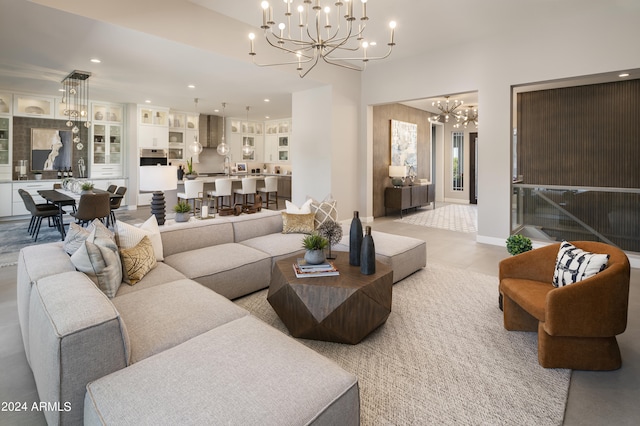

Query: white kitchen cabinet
[138,106,169,149]
[91,102,124,178]
[0,183,12,216]
[13,93,54,118]
[12,181,52,216]
[0,116,12,180]
[264,119,291,164]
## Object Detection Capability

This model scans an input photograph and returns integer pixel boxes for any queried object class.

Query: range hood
[199,115,223,148]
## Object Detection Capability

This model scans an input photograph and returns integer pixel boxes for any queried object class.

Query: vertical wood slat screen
[517,79,640,188]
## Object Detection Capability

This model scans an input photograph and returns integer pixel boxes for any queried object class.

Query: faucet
[224,156,231,177]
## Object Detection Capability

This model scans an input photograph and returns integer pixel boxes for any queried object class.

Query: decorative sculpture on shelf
[317,220,343,260]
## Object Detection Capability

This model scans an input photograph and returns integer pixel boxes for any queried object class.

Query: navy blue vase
[349,211,363,266]
[360,226,376,275]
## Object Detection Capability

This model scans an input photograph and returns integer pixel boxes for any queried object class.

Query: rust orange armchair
[499,241,630,370]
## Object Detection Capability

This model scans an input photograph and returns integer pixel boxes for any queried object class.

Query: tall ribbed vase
[349,211,363,266]
[360,226,376,275]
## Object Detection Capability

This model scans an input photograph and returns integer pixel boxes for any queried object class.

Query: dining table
[38,189,123,240]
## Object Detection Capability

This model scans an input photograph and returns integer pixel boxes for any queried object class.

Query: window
[452,132,463,191]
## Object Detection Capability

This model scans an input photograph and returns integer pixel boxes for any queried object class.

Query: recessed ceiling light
[145,100,151,103]
[370,42,377,46]
[265,116,270,119]
[90,58,101,63]
[619,73,630,77]
[58,88,65,92]
[264,98,270,102]
[214,109,220,113]
[187,84,195,89]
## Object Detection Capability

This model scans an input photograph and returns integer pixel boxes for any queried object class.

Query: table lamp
[388,165,408,187]
[139,165,177,225]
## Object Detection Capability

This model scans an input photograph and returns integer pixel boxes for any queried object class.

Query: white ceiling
[0,0,614,119]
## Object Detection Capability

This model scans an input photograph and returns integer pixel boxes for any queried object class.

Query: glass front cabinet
[0,116,11,180]
[91,103,123,178]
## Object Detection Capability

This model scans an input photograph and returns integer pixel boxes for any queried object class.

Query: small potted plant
[302,232,329,265]
[185,158,197,180]
[80,182,94,194]
[506,234,533,256]
[173,201,192,222]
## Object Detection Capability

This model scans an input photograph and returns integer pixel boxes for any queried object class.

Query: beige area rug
[394,204,478,233]
[235,263,569,425]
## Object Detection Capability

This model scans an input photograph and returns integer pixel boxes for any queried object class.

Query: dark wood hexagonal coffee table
[267,252,393,344]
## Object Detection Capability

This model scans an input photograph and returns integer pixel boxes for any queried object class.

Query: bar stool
[177,180,204,213]
[258,176,278,209]
[208,178,232,211]
[234,177,257,206]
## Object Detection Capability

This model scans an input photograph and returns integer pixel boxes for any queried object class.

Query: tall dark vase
[360,226,376,275]
[349,211,363,266]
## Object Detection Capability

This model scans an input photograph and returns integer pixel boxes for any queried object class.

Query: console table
[384,185,434,218]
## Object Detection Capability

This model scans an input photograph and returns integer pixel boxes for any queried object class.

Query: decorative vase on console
[349,211,363,266]
[360,226,376,275]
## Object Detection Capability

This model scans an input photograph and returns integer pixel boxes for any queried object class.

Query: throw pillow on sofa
[119,235,157,285]
[309,195,338,229]
[64,219,113,255]
[285,199,313,214]
[70,223,122,298]
[552,241,609,287]
[115,215,164,261]
[281,212,315,234]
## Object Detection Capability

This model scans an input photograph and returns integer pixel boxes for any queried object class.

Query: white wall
[292,67,361,221]
[360,2,640,243]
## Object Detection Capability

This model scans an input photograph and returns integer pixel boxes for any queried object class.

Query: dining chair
[71,192,111,227]
[109,186,127,226]
[106,184,117,193]
[234,177,257,206]
[18,189,60,242]
[258,176,278,209]
[208,178,232,211]
[177,180,204,213]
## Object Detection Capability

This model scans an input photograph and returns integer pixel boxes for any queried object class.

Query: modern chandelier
[428,96,464,124]
[248,0,397,78]
[61,70,91,150]
[453,106,478,129]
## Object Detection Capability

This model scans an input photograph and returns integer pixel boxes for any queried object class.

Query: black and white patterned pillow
[552,241,609,287]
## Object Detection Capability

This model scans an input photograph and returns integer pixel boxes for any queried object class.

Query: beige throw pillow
[116,215,164,261]
[70,224,122,298]
[119,236,157,285]
[310,197,338,229]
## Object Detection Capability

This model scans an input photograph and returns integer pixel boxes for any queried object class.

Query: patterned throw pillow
[552,241,609,287]
[115,215,164,261]
[119,236,157,285]
[64,223,91,255]
[310,197,338,229]
[281,212,316,234]
[70,224,122,298]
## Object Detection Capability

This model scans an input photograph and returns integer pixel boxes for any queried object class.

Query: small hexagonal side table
[267,252,393,344]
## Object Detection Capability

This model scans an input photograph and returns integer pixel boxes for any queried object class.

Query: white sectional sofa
[16,209,426,425]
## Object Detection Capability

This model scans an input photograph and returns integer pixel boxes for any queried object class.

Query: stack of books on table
[293,258,339,278]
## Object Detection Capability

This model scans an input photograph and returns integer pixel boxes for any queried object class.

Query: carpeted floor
[395,204,478,233]
[235,263,570,425]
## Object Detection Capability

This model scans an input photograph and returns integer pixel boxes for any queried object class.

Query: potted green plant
[173,201,192,222]
[302,232,329,265]
[185,158,197,180]
[506,234,533,256]
[80,182,94,194]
